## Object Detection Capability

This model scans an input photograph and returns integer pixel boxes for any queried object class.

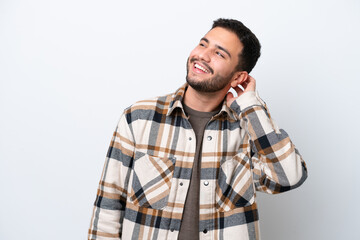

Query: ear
[230,71,248,88]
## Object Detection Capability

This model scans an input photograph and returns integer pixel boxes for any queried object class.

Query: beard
[186,57,235,93]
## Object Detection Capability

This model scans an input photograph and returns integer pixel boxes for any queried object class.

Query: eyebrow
[200,37,232,58]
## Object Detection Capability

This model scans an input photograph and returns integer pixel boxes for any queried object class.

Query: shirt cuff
[229,91,264,115]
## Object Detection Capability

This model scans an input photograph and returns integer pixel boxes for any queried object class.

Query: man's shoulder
[124,91,175,117]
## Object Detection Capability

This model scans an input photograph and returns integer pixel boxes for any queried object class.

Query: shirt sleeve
[88,111,135,239]
[230,91,308,194]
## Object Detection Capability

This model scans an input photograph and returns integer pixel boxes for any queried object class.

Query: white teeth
[195,63,209,73]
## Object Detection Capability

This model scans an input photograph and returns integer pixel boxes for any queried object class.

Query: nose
[198,48,211,62]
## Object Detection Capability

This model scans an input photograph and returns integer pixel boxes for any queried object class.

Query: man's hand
[226,75,256,107]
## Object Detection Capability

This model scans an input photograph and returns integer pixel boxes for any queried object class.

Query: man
[88,18,307,240]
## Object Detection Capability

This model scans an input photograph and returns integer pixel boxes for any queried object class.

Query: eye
[216,51,225,58]
[199,43,205,47]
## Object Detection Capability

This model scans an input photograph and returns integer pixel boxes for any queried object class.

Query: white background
[1,0,359,239]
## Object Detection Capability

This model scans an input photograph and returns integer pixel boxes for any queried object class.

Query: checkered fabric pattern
[88,83,307,240]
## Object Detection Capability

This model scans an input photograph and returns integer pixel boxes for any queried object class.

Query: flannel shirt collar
[167,83,237,121]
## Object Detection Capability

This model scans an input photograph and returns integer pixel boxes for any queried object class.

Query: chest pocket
[215,152,255,212]
[129,152,176,210]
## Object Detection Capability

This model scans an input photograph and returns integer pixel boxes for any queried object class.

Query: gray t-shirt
[178,104,219,240]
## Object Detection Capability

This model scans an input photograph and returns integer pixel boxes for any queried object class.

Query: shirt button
[204,181,209,186]
[203,229,208,234]
[207,136,212,141]
[170,228,174,232]
[180,182,183,186]
[189,137,192,141]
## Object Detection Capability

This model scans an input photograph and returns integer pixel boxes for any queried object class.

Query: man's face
[186,27,243,93]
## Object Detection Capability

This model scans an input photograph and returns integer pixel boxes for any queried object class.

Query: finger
[244,75,256,91]
[247,75,256,84]
[226,91,234,104]
[233,86,244,95]
[241,81,248,88]
[227,91,234,99]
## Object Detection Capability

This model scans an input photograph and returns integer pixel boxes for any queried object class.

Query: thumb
[226,91,235,107]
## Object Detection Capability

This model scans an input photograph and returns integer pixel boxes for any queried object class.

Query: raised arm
[227,76,307,194]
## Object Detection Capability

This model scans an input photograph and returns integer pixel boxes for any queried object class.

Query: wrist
[230,91,263,115]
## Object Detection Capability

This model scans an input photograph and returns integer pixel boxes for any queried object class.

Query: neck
[183,85,229,112]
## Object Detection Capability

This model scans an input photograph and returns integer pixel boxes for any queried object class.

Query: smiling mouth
[194,62,211,74]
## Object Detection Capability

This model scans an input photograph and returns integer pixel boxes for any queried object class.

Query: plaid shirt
[88,83,307,240]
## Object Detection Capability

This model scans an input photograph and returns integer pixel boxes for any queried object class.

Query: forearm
[88,113,135,239]
[89,207,123,239]
[230,91,308,193]
[88,156,128,239]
